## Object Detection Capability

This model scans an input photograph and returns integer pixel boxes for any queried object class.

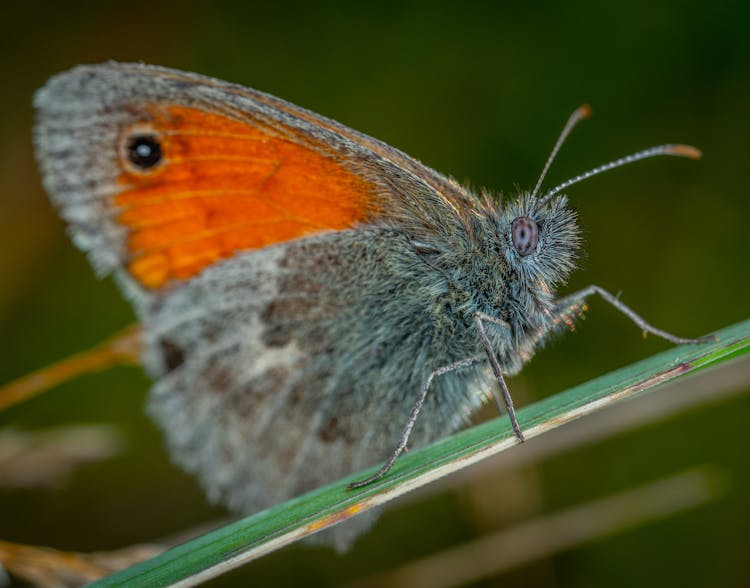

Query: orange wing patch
[114,106,374,289]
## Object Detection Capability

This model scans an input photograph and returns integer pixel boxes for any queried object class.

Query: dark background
[1,1,749,586]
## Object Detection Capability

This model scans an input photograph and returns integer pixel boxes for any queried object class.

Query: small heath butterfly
[32,63,713,547]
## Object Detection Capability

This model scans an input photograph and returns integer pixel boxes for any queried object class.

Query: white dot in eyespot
[135,144,152,157]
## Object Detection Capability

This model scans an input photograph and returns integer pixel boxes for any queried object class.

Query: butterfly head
[497,191,581,291]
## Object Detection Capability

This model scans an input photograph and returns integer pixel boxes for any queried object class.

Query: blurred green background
[1,1,749,586]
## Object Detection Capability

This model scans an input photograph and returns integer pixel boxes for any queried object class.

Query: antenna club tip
[669,144,702,160]
[578,104,592,118]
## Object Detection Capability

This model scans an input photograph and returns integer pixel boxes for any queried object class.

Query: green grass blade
[92,318,750,588]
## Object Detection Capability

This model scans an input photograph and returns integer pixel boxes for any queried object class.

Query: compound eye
[511,216,539,257]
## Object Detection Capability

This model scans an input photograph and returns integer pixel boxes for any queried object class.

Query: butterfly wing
[33,63,491,545]
[34,62,473,307]
[143,229,489,528]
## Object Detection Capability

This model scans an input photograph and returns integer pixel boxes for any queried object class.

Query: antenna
[534,144,701,211]
[530,104,592,200]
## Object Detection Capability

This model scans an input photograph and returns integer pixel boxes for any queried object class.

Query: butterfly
[33,62,711,548]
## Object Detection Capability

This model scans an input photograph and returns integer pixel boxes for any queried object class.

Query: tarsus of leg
[554,285,716,345]
[347,355,485,490]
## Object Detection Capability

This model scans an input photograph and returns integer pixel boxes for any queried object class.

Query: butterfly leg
[474,313,525,443]
[554,285,716,344]
[347,355,485,490]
